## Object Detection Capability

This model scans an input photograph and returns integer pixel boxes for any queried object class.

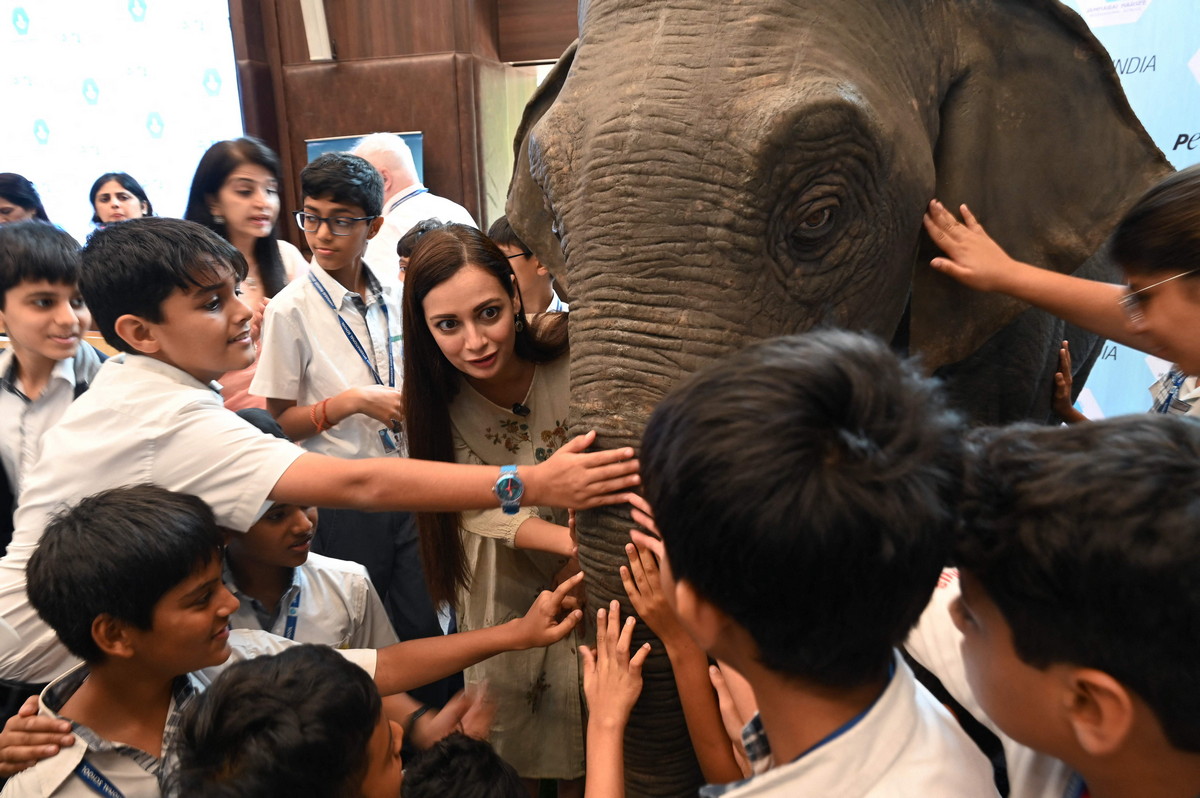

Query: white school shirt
[0,346,103,496]
[251,262,404,460]
[0,354,305,684]
[363,185,478,280]
[225,553,399,649]
[700,652,999,798]
[905,570,1075,798]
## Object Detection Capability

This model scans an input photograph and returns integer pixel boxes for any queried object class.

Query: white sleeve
[249,301,307,402]
[350,572,400,649]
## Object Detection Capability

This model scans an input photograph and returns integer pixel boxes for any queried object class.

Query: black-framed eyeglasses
[294,211,377,236]
[505,251,532,260]
[1118,268,1200,324]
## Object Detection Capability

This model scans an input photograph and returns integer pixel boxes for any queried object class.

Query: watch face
[496,473,523,501]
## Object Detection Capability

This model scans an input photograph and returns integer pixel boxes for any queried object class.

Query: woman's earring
[213,214,225,224]
[515,315,526,332]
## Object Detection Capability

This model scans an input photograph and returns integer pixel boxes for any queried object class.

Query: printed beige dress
[451,354,584,779]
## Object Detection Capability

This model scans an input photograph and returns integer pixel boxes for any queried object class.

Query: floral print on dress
[485,417,568,462]
[536,420,568,463]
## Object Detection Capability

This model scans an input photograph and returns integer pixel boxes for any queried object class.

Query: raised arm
[270,430,639,512]
[371,572,585,695]
[924,200,1147,350]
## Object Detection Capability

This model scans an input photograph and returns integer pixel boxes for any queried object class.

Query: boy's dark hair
[402,733,523,798]
[300,152,384,218]
[1111,163,1200,279]
[398,218,447,259]
[0,222,81,310]
[80,217,246,354]
[176,645,381,798]
[484,216,527,254]
[641,330,963,688]
[955,415,1200,753]
[26,485,223,663]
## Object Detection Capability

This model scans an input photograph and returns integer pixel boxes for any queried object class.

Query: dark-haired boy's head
[300,153,384,218]
[953,415,1200,761]
[26,484,227,664]
[80,217,247,354]
[0,222,81,309]
[176,645,394,798]
[402,733,523,798]
[640,330,963,688]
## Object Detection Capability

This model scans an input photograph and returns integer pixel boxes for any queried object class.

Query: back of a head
[641,330,964,687]
[956,415,1200,753]
[26,484,222,663]
[0,172,50,222]
[176,645,380,798]
[80,216,245,353]
[397,218,447,260]
[351,133,419,186]
[401,733,523,798]
[0,221,81,308]
[301,152,385,218]
[485,216,526,252]
[1112,163,1200,277]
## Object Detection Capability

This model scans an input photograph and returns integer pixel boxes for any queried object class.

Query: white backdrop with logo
[0,0,244,244]
[1065,0,1200,417]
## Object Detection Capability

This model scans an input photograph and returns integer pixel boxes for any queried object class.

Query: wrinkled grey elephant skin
[507,1,1170,795]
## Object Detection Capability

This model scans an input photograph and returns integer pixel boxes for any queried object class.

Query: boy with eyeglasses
[251,152,452,706]
[924,165,1200,418]
[486,216,567,314]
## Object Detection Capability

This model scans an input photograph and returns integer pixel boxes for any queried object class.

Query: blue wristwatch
[494,465,524,515]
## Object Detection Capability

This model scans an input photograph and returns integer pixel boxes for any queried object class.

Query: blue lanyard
[386,187,429,214]
[1157,370,1187,414]
[282,587,302,640]
[75,759,126,798]
[307,272,395,388]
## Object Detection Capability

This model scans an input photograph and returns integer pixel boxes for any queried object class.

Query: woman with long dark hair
[88,172,153,226]
[184,137,307,409]
[403,224,583,797]
[0,174,50,224]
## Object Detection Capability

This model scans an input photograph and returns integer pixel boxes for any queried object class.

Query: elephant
[506,1,1170,795]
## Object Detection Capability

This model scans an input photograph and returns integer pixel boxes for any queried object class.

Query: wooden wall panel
[498,0,576,63]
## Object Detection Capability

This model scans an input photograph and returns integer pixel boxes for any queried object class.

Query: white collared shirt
[251,262,405,460]
[701,652,998,798]
[363,185,478,281]
[0,346,102,496]
[906,571,1074,798]
[225,553,398,650]
[0,354,305,684]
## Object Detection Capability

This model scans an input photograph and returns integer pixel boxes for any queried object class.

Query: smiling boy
[0,223,102,552]
[0,216,635,686]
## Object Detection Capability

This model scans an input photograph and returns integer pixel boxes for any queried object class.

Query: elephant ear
[911,0,1172,370]
[506,41,577,298]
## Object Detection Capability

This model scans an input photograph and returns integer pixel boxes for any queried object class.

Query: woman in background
[184,137,307,409]
[0,174,50,225]
[89,172,153,227]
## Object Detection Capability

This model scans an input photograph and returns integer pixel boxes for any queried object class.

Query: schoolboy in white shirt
[0,216,638,685]
[631,331,997,797]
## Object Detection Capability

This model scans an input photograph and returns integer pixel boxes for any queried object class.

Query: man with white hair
[352,133,477,280]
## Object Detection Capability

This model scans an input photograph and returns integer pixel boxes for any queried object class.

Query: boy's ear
[533,257,549,277]
[673,578,730,653]
[1063,667,1135,757]
[366,215,385,240]
[114,314,162,355]
[92,614,137,660]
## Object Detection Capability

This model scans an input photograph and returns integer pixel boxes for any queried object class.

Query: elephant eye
[794,204,836,238]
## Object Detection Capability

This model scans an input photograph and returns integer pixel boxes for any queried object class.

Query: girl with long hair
[403,224,584,798]
[184,137,307,409]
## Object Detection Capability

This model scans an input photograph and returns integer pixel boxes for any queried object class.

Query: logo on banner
[146,112,164,138]
[1112,54,1155,75]
[1077,0,1152,27]
[32,120,49,145]
[12,7,29,34]
[82,79,100,105]
[202,69,222,96]
[129,0,147,22]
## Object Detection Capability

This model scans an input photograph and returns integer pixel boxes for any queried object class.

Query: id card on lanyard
[308,272,401,454]
[283,588,302,640]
